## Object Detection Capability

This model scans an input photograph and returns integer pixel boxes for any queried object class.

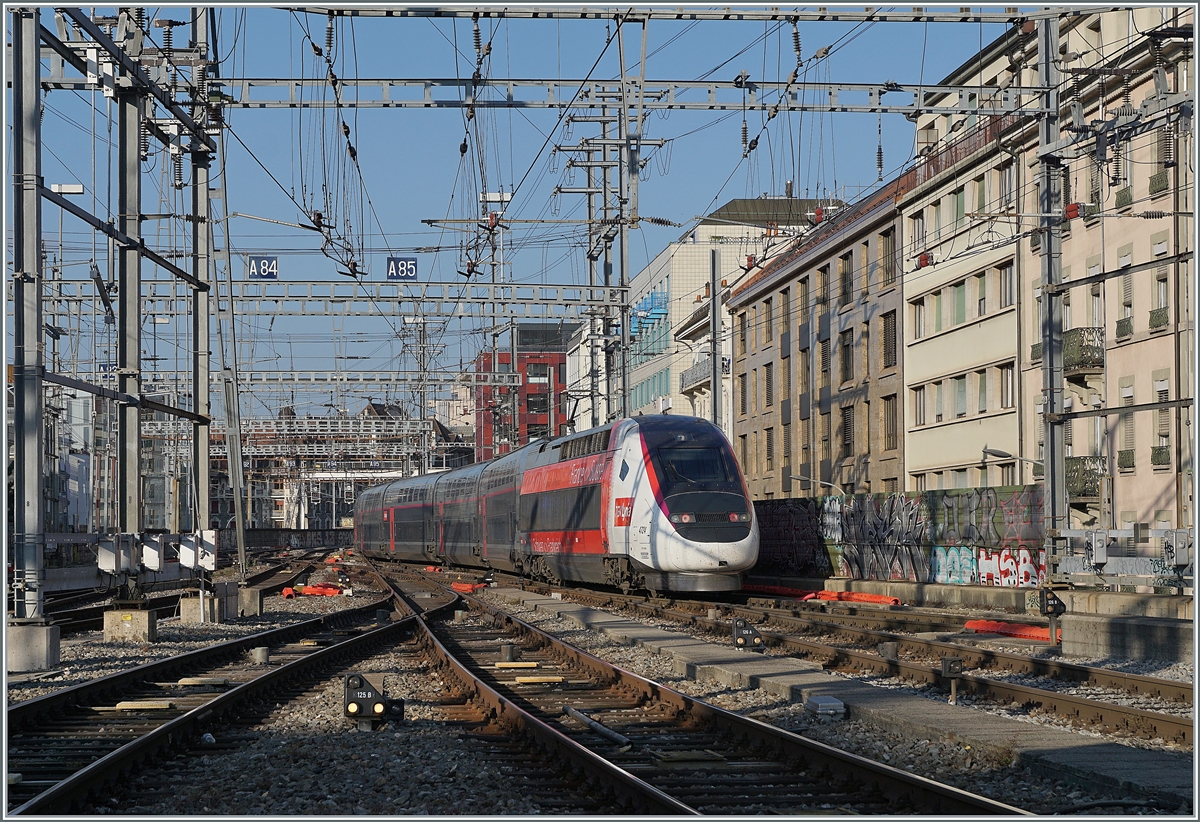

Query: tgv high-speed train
[354,415,758,592]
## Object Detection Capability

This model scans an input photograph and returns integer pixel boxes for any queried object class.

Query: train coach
[354,415,758,592]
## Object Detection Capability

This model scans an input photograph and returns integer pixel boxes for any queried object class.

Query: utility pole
[1038,18,1067,590]
[710,249,722,431]
[191,7,211,532]
[11,8,56,670]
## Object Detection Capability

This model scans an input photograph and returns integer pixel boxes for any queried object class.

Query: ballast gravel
[476,590,1191,815]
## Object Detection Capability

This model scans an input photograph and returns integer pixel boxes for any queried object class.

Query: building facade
[729,188,905,500]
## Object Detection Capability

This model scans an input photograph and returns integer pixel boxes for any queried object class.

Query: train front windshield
[655,445,741,498]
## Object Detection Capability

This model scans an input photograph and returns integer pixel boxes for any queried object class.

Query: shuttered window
[765,427,775,470]
[1122,273,1134,316]
[913,386,926,426]
[882,311,897,368]
[782,421,792,461]
[953,281,967,325]
[955,376,967,418]
[841,405,855,458]
[738,373,748,416]
[883,394,897,450]
[1156,381,1170,446]
[1122,387,1135,450]
[977,370,988,413]
[820,340,830,386]
[839,330,854,383]
[764,362,774,406]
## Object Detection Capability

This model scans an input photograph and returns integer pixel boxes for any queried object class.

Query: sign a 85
[387,257,418,281]
[248,255,279,280]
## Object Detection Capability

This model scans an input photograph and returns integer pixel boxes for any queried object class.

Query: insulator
[748,136,758,152]
[1122,75,1131,109]
[1140,210,1167,219]
[133,8,145,28]
[460,138,468,156]
[474,21,482,57]
[792,23,802,63]
[139,120,149,162]
[162,25,172,55]
[741,120,748,150]
[1165,123,1175,166]
[311,41,323,58]
[173,150,183,189]
[876,144,884,181]
[549,149,558,174]
[326,14,335,60]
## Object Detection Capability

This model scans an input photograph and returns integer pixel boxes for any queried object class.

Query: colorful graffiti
[753,485,1047,587]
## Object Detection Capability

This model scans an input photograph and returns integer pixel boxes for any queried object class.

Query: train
[353,415,759,592]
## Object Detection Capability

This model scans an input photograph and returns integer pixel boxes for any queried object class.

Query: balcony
[1116,316,1133,339]
[1118,449,1135,471]
[1032,456,1106,500]
[1149,169,1169,196]
[1116,186,1133,209]
[1030,341,1042,361]
[680,357,729,393]
[1063,326,1104,381]
[1064,455,1106,500]
[1149,306,1169,331]
[1152,445,1171,466]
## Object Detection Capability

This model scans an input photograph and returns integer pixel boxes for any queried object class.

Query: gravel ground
[78,641,602,815]
[478,590,1192,815]
[6,570,380,705]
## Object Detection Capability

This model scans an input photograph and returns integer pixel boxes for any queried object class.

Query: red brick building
[474,322,579,462]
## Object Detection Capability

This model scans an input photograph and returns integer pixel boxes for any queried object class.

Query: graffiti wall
[753,486,1047,587]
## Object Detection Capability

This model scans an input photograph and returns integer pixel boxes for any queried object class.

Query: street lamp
[790,474,847,497]
[981,446,1043,467]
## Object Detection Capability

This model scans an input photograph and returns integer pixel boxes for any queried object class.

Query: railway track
[521,582,1192,746]
[394,572,1027,815]
[7,572,396,816]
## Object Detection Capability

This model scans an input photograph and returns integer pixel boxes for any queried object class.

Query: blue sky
[24,7,1008,417]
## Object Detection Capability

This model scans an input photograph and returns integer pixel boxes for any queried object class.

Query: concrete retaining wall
[1061,615,1194,662]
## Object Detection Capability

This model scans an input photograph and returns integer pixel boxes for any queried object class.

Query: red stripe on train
[528,529,606,555]
[522,453,611,494]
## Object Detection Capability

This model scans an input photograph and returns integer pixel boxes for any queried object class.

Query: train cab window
[654,445,740,498]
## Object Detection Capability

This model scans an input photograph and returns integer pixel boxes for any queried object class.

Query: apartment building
[1018,9,1194,543]
[728,188,904,500]
[899,9,1192,559]
[623,198,820,424]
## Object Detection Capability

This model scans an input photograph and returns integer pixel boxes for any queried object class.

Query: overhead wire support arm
[57,9,217,152]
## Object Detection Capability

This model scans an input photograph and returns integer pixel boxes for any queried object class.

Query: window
[1122,385,1135,454]
[738,373,748,416]
[1122,273,1133,318]
[977,370,988,413]
[1000,463,1017,486]
[739,434,748,469]
[976,273,987,317]
[752,431,759,475]
[839,253,854,307]
[752,306,759,349]
[1156,267,1169,309]
[820,412,831,460]
[883,477,898,494]
[1156,380,1170,448]
[913,299,926,339]
[912,212,926,248]
[933,290,943,332]
[953,281,966,325]
[799,348,810,391]
[953,468,968,489]
[935,381,944,422]
[913,386,926,426]
[954,376,967,418]
[781,359,790,398]
[840,330,854,383]
[861,323,870,380]
[752,369,758,413]
[998,263,1014,308]
[799,277,810,314]
[998,161,1015,208]
[841,405,855,459]
[914,473,927,493]
[818,265,829,306]
[527,392,549,414]
[1091,284,1103,325]
[801,417,811,466]
[765,427,775,471]
[861,241,871,297]
[953,187,965,224]
[819,340,830,387]
[764,298,774,342]
[764,362,774,406]
[883,394,898,450]
[738,313,747,354]
[781,288,791,334]
[782,421,792,462]
[880,230,896,286]
[882,311,897,368]
[975,176,987,213]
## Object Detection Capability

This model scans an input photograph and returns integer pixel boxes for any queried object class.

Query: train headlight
[729,512,751,522]
[669,513,695,524]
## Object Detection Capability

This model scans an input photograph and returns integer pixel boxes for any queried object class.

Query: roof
[699,197,833,229]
